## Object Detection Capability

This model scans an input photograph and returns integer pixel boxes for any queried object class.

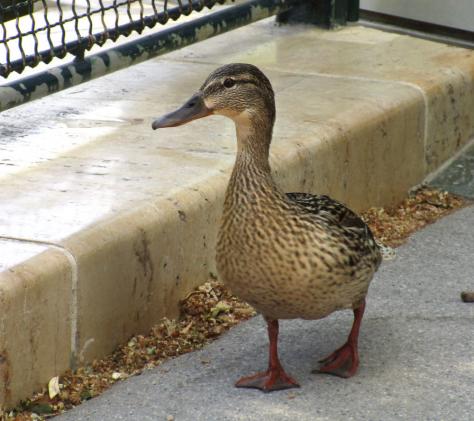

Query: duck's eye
[223,78,235,88]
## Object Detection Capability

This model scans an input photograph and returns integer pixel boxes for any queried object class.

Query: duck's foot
[313,300,366,378]
[235,318,300,392]
[313,342,358,378]
[235,368,300,392]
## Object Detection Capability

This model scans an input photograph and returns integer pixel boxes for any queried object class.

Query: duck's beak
[152,92,212,130]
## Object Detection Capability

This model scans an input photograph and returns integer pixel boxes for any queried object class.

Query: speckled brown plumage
[152,63,382,391]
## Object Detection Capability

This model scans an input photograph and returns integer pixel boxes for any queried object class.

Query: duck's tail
[375,239,397,261]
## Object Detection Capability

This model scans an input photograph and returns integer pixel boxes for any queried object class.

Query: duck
[152,63,382,392]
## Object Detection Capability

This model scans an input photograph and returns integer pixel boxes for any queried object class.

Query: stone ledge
[1,20,473,407]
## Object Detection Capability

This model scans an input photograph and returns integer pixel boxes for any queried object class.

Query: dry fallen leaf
[47,377,60,400]
[210,301,231,318]
[287,392,297,400]
[180,321,194,335]
[111,372,122,381]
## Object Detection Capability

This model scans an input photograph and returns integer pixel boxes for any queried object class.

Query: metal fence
[0,0,228,78]
[0,0,359,111]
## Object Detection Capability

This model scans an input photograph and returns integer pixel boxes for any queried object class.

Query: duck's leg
[235,318,300,392]
[315,299,366,378]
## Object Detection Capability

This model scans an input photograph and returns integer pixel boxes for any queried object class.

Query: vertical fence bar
[41,0,56,61]
[0,7,12,75]
[56,0,67,57]
[86,0,95,47]
[14,1,27,68]
[29,2,40,65]
[98,0,109,42]
[112,0,120,41]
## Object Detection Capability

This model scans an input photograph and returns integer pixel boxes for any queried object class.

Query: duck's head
[152,63,275,131]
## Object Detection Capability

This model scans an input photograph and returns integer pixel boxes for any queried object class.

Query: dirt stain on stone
[134,229,155,307]
[178,210,187,222]
[0,350,11,404]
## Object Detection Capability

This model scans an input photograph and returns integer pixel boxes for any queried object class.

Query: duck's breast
[216,209,376,320]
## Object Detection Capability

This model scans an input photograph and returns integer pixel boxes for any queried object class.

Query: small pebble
[166,415,175,421]
[461,291,474,302]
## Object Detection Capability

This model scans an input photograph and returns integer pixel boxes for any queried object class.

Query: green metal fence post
[277,0,359,28]
[0,0,32,22]
[347,0,360,22]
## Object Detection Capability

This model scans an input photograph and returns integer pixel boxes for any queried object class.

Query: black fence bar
[0,0,227,78]
[0,0,299,112]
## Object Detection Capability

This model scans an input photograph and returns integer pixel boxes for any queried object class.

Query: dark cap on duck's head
[152,63,275,130]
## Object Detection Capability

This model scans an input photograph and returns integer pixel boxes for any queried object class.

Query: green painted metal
[0,0,299,112]
[277,0,359,27]
[347,0,360,22]
[0,0,32,22]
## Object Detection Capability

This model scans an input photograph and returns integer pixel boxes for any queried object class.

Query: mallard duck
[152,63,382,392]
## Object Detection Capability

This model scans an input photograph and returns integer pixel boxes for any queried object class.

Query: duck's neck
[226,115,283,204]
[235,119,272,172]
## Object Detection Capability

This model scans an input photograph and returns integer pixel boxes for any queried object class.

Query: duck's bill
[152,93,212,129]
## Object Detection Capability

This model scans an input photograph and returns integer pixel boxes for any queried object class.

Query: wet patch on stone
[429,141,474,199]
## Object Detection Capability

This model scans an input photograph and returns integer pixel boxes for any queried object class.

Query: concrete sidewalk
[58,203,474,421]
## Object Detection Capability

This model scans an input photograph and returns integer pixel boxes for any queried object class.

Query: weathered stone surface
[0,241,73,407]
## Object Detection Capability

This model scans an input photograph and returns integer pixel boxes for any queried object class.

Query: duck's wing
[286,192,385,266]
[286,192,367,230]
